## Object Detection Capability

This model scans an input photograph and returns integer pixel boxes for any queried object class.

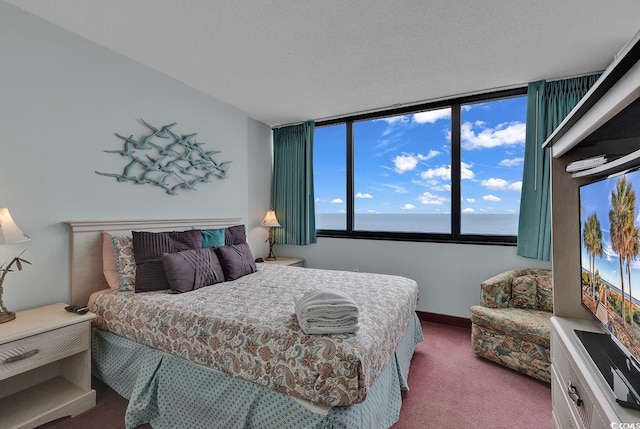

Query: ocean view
[316,213,518,235]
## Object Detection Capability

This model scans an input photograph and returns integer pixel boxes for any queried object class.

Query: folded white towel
[294,288,359,334]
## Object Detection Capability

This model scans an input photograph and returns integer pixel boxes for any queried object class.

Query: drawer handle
[568,383,583,407]
[4,349,39,363]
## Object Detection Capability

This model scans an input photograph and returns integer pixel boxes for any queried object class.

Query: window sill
[316,230,517,246]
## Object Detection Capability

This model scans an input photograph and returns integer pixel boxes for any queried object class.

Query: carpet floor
[40,320,551,428]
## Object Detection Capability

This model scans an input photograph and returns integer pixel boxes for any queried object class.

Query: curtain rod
[271,70,605,129]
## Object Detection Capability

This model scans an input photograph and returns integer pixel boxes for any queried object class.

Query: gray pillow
[225,224,247,246]
[216,241,257,281]
[162,248,225,293]
[132,230,202,292]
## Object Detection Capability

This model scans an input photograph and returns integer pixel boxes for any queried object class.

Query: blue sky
[314,96,527,216]
[581,171,640,301]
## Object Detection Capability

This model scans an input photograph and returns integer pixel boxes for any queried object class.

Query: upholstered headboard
[64,218,241,306]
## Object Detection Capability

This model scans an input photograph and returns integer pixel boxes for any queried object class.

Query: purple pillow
[132,230,202,292]
[225,225,247,246]
[162,248,225,293]
[216,242,257,281]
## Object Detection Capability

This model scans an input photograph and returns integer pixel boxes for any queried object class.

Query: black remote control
[65,305,89,315]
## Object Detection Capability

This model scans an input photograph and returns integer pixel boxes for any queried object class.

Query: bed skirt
[92,313,423,429]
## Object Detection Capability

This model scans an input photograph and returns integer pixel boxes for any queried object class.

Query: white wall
[246,117,273,254]
[0,3,272,312]
[278,237,551,319]
[0,2,551,319]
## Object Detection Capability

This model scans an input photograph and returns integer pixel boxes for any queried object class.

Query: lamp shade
[260,209,281,227]
[0,208,30,244]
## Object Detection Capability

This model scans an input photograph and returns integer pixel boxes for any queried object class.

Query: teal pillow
[201,228,225,248]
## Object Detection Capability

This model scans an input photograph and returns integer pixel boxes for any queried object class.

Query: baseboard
[416,311,471,329]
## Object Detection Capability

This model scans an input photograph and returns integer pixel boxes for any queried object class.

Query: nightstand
[262,257,304,267]
[0,303,96,429]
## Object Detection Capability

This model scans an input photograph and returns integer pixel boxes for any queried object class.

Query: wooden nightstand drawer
[0,322,89,380]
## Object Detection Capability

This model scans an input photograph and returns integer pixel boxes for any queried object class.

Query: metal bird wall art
[96,120,231,195]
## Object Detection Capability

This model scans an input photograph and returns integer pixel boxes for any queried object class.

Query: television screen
[580,169,640,406]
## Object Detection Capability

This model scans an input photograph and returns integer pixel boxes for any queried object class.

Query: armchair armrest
[480,270,516,308]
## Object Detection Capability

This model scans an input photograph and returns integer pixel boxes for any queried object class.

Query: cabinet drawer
[552,372,580,429]
[552,328,609,429]
[0,322,89,380]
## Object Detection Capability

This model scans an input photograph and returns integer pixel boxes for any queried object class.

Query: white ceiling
[6,1,640,127]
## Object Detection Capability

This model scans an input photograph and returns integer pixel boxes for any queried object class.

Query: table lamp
[0,208,31,323]
[260,209,281,261]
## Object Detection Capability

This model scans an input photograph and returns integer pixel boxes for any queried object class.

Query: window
[313,89,527,244]
[314,124,347,230]
[460,97,527,236]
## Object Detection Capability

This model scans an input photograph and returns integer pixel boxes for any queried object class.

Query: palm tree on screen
[610,176,636,326]
[583,212,603,302]
[623,222,639,324]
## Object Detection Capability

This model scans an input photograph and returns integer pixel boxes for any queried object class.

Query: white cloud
[330,198,344,204]
[393,154,419,173]
[509,182,522,192]
[401,203,416,210]
[420,162,474,181]
[461,163,475,180]
[480,178,508,190]
[462,208,475,213]
[413,108,451,124]
[509,181,522,192]
[479,178,522,192]
[466,198,476,203]
[418,192,447,205]
[461,121,525,150]
[356,192,373,199]
[392,151,440,173]
[499,157,524,167]
[421,166,449,180]
[430,183,451,192]
[483,194,501,202]
[418,150,441,161]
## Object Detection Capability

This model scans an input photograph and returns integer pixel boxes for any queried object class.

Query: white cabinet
[546,28,640,429]
[0,303,96,429]
[551,317,640,428]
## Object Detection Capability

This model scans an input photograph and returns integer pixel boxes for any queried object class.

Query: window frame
[314,87,527,246]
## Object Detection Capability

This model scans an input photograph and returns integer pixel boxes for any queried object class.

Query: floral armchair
[470,268,553,383]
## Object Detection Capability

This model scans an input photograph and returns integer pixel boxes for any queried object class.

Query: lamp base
[0,311,16,323]
[265,256,277,261]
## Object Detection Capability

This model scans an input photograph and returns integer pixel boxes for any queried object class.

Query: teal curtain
[271,121,316,245]
[517,74,600,260]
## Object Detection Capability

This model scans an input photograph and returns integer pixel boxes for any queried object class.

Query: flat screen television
[579,168,640,409]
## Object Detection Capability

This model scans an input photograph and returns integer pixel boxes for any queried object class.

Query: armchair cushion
[512,275,538,309]
[470,306,551,348]
[480,268,553,311]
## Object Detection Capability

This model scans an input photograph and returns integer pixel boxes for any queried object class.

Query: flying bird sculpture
[96,120,231,194]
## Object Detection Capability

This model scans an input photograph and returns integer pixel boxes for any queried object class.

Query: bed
[66,218,423,429]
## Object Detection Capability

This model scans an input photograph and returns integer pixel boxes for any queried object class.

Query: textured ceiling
[6,0,640,127]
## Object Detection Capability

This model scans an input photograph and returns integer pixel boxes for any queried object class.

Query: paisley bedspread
[91,264,419,407]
